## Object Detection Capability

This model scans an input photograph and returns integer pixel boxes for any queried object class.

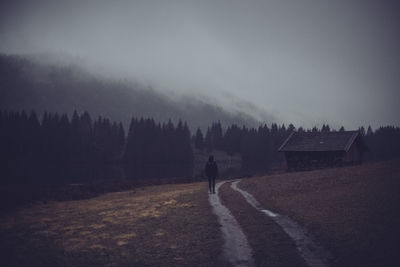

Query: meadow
[1,160,399,266]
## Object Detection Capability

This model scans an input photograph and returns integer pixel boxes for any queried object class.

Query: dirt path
[209,181,254,267]
[231,180,332,267]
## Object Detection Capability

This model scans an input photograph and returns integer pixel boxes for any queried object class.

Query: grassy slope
[0,182,225,266]
[239,160,400,267]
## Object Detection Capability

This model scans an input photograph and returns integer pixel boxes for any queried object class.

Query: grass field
[239,160,400,267]
[0,182,224,266]
[1,160,399,266]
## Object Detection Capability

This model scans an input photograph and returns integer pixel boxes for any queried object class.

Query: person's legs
[212,177,215,193]
[208,177,212,193]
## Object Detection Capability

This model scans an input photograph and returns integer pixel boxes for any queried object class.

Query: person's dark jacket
[205,161,218,179]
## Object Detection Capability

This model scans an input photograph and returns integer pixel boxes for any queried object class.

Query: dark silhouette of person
[205,155,218,194]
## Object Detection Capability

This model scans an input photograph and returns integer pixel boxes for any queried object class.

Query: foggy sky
[1,0,399,129]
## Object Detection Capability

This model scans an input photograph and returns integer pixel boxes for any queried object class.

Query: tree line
[0,110,193,184]
[0,110,125,184]
[194,122,290,171]
[1,109,400,184]
[193,122,400,171]
[363,126,400,161]
[124,117,193,179]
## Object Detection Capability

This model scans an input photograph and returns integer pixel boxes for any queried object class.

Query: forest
[1,109,400,185]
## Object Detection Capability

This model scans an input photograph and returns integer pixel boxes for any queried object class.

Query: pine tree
[359,126,366,136]
[194,128,204,151]
[205,127,213,152]
[366,125,373,136]
[211,122,223,150]
[321,124,330,132]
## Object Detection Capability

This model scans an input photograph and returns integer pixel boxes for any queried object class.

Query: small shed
[278,131,368,171]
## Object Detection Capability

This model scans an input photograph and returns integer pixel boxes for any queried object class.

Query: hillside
[0,53,260,130]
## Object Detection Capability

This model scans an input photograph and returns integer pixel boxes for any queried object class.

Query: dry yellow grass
[0,181,224,266]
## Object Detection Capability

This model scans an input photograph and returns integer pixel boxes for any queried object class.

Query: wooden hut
[278,131,368,171]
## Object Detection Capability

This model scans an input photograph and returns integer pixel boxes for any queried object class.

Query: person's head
[208,155,214,162]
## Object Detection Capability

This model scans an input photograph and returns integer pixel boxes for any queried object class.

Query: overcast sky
[1,0,399,129]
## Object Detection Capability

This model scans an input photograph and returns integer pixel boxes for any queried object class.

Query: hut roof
[278,131,363,152]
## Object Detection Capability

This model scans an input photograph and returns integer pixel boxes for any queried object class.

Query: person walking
[205,155,218,194]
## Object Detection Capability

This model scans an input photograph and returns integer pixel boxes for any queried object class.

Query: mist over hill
[0,54,266,130]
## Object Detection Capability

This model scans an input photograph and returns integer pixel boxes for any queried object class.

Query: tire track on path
[231,180,332,267]
[209,180,255,267]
